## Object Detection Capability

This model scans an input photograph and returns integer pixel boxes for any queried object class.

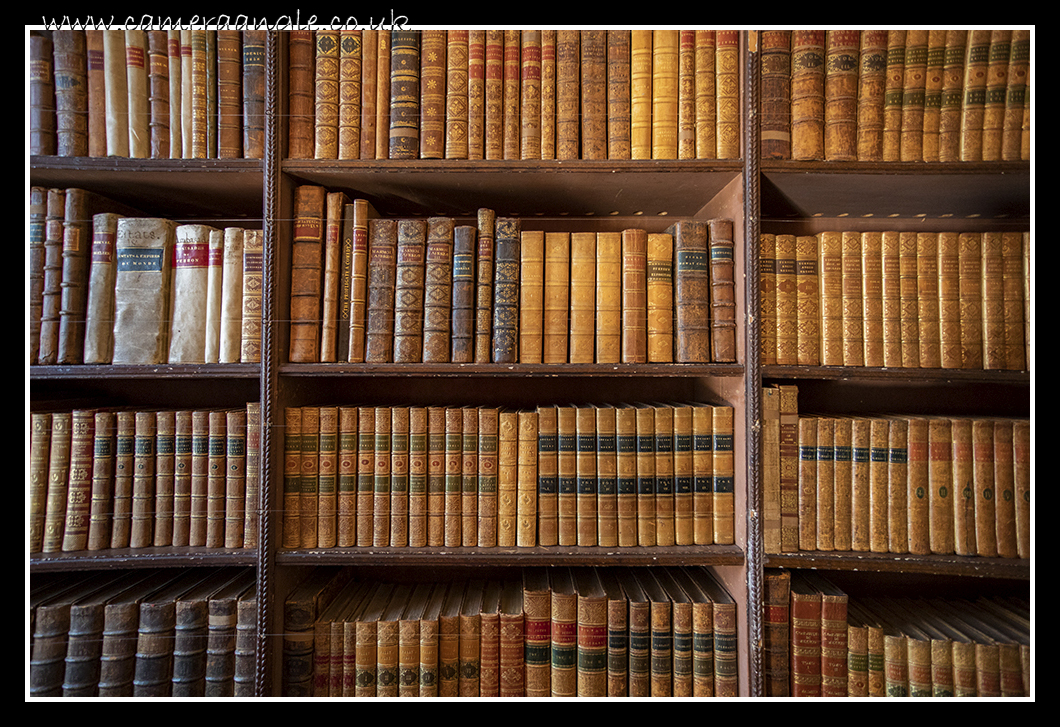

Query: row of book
[761,386,1030,559]
[282,401,736,550]
[761,29,1031,163]
[30,567,256,698]
[29,187,264,366]
[283,565,738,698]
[29,28,266,159]
[760,229,1031,371]
[29,404,261,554]
[765,570,1030,698]
[290,29,741,162]
[290,186,738,365]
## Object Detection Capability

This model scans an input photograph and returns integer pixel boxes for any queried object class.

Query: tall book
[762,568,791,696]
[549,567,578,697]
[795,234,820,365]
[615,567,651,697]
[388,30,420,159]
[288,185,327,363]
[365,218,398,362]
[692,403,715,546]
[445,30,470,160]
[630,30,653,160]
[556,405,578,546]
[669,220,710,362]
[393,218,427,363]
[881,30,906,162]
[773,233,798,365]
[555,30,580,160]
[520,30,542,160]
[646,232,674,362]
[760,29,792,159]
[899,29,929,162]
[824,30,859,161]
[715,30,741,159]
[607,30,632,160]
[474,208,497,363]
[595,404,619,547]
[53,30,88,157]
[519,230,545,363]
[651,30,679,160]
[595,231,622,364]
[575,405,599,547]
[791,30,825,160]
[240,228,264,364]
[168,223,219,363]
[708,219,738,362]
[491,217,521,363]
[111,217,178,364]
[281,567,354,697]
[856,29,888,160]
[580,30,607,160]
[522,567,552,698]
[621,227,648,363]
[477,407,500,548]
[571,567,607,697]
[569,231,596,363]
[320,192,349,363]
[450,225,477,362]
[543,230,570,363]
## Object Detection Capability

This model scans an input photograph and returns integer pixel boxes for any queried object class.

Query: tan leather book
[595,231,622,363]
[477,407,500,548]
[630,30,652,159]
[521,568,551,696]
[421,216,455,364]
[992,418,1017,559]
[240,229,264,364]
[898,231,921,367]
[364,218,398,363]
[520,30,542,160]
[824,30,859,161]
[445,30,470,160]
[774,233,798,365]
[651,29,679,159]
[218,228,245,363]
[548,567,578,697]
[916,232,942,368]
[288,186,326,362]
[111,217,178,365]
[695,30,717,159]
[555,30,580,160]
[30,33,56,156]
[356,407,376,546]
[497,410,519,547]
[56,408,95,553]
[791,30,825,160]
[483,30,504,160]
[1001,231,1027,370]
[149,410,175,549]
[921,30,948,162]
[374,30,391,160]
[129,410,158,550]
[519,230,545,363]
[981,230,1005,370]
[82,212,121,364]
[125,30,150,158]
[502,30,521,160]
[881,30,906,162]
[517,409,539,547]
[981,30,1013,161]
[392,218,427,363]
[571,568,607,697]
[938,30,969,162]
[108,410,136,549]
[29,187,48,363]
[216,29,241,158]
[621,227,647,363]
[281,407,302,550]
[967,417,1000,557]
[406,407,427,548]
[416,29,445,159]
[581,30,607,160]
[595,405,619,548]
[223,408,248,549]
[296,407,319,550]
[690,403,714,547]
[898,29,929,162]
[575,405,598,547]
[880,230,903,367]
[38,410,70,552]
[556,405,578,546]
[318,191,348,363]
[885,416,909,554]
[372,406,392,547]
[474,208,496,363]
[847,416,870,552]
[715,30,740,160]
[542,230,570,363]
[572,232,597,362]
[710,405,734,546]
[388,30,420,160]
[861,231,884,367]
[607,30,631,160]
[670,220,710,363]
[189,30,211,158]
[927,417,955,554]
[1002,30,1030,161]
[855,29,888,161]
[359,29,377,159]
[540,30,556,159]
[817,230,843,366]
[467,30,485,159]
[797,416,818,551]
[840,230,865,366]
[950,417,975,556]
[653,405,675,547]
[795,234,820,366]
[832,416,853,552]
[53,30,88,158]
[677,30,696,160]
[634,403,656,546]
[426,406,446,546]
[814,416,835,552]
[903,416,929,555]
[339,201,372,363]
[867,417,892,554]
[389,406,410,547]
[87,410,117,551]
[957,232,983,369]
[959,30,992,161]
[243,402,261,550]
[646,232,674,362]
[335,29,361,160]
[443,407,462,547]
[1012,417,1030,559]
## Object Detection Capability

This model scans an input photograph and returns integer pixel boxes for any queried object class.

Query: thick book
[522,567,552,698]
[761,30,792,159]
[169,223,221,363]
[669,220,711,362]
[365,218,398,362]
[288,185,327,362]
[708,219,738,362]
[824,30,859,161]
[393,219,427,363]
[856,29,889,161]
[568,231,596,363]
[420,217,453,363]
[791,30,825,160]
[621,228,648,363]
[519,230,545,363]
[646,232,674,362]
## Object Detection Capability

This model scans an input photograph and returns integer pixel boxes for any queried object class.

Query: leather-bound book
[899,29,929,162]
[334,30,362,160]
[612,568,649,696]
[443,407,462,547]
[482,30,504,159]
[106,410,135,549]
[691,403,715,546]
[791,30,825,160]
[761,391,780,553]
[313,29,339,159]
[85,410,116,550]
[569,568,607,697]
[936,30,969,162]
[803,571,848,697]
[980,230,1006,370]
[635,403,657,546]
[356,407,377,546]
[336,407,359,547]
[519,230,545,363]
[365,218,398,363]
[82,212,121,364]
[925,417,955,555]
[575,406,599,546]
[417,217,452,362]
[496,410,518,547]
[353,582,394,697]
[446,30,470,160]
[217,228,245,363]
[823,30,859,161]
[879,230,902,367]
[956,231,983,369]
[914,232,941,368]
[415,582,446,697]
[569,231,596,363]
[30,32,56,156]
[711,405,735,546]
[633,569,673,696]
[286,30,314,158]
[881,30,906,161]
[959,30,992,161]
[164,30,181,157]
[607,30,631,160]
[795,234,820,366]
[651,29,679,159]
[762,568,791,696]
[319,193,349,363]
[167,223,218,363]
[460,407,479,547]
[656,568,696,696]
[150,410,175,549]
[581,30,607,160]
[102,30,130,156]
[516,409,539,547]
[38,409,79,554]
[555,30,580,159]
[473,208,496,363]
[884,416,908,554]
[548,567,578,697]
[1013,418,1030,559]
[232,581,257,696]
[556,405,578,546]
[542,231,570,363]
[982,30,1013,161]
[709,219,739,363]
[502,30,521,160]
[29,187,48,363]
[243,402,261,549]
[377,584,410,697]
[53,30,88,157]
[203,229,224,363]
[388,29,420,159]
[840,230,865,366]
[281,407,302,549]
[125,29,150,158]
[189,30,210,158]
[855,29,888,160]
[616,405,639,547]
[497,579,525,697]
[797,416,817,551]
[653,405,675,547]
[84,30,107,156]
[540,30,556,158]
[773,233,797,365]
[240,228,264,364]
[1000,231,1027,370]
[1002,30,1030,161]
[715,30,741,159]
[694,30,717,160]
[521,568,551,697]
[203,571,254,697]
[788,570,822,696]
[992,418,1018,559]
[760,30,791,159]
[450,225,477,362]
[372,406,391,547]
[817,230,842,366]
[860,231,884,367]
[491,217,521,363]
[813,417,835,552]
[621,227,647,363]
[630,30,652,159]
[677,30,696,160]
[466,29,486,159]
[359,29,377,159]
[171,569,247,697]
[921,30,948,162]
[314,406,337,549]
[776,385,800,552]
[204,410,229,549]
[896,231,921,367]
[215,30,241,158]
[392,218,427,363]
[646,232,674,362]
[456,580,484,696]
[595,405,619,547]
[423,406,445,547]
[281,567,354,697]
[520,30,542,160]
[831,417,853,551]
[669,220,710,362]
[477,408,500,548]
[948,417,975,557]
[241,29,266,159]
[416,29,445,159]
[288,185,326,362]
[111,217,178,365]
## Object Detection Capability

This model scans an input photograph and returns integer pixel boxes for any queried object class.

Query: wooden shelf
[764,551,1029,580]
[29,546,257,572]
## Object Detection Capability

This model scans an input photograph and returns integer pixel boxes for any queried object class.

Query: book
[651,30,679,160]
[218,228,245,363]
[450,225,477,362]
[169,223,220,363]
[320,192,350,362]
[762,569,791,696]
[517,409,539,547]
[172,569,251,697]
[708,219,738,362]
[760,30,792,159]
[621,228,648,363]
[899,29,929,162]
[240,229,264,364]
[365,218,398,362]
[289,185,327,362]
[571,567,607,697]
[715,31,741,159]
[646,232,674,362]
[522,567,552,698]
[388,30,420,159]
[393,218,427,363]
[569,231,596,363]
[519,230,545,363]
[492,217,521,363]
[282,567,354,697]
[670,220,710,362]
[824,30,859,161]
[791,30,825,160]
[474,208,497,363]
[543,230,570,363]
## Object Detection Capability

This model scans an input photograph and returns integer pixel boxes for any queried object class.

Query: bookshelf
[28,27,1031,699]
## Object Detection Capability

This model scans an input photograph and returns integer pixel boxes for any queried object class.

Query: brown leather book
[389,407,410,548]
[634,403,656,546]
[607,30,632,160]
[286,30,314,158]
[855,29,888,161]
[1002,30,1030,161]
[556,405,578,546]
[711,405,735,546]
[85,410,117,551]
[107,410,136,549]
[575,406,599,547]
[102,30,130,157]
[937,30,969,162]
[620,228,647,363]
[215,30,241,159]
[312,30,340,160]
[502,30,521,160]
[372,406,392,547]
[460,407,479,547]
[491,217,521,363]
[243,402,261,550]
[677,30,697,160]
[240,229,264,364]
[915,232,941,368]
[520,30,542,160]
[288,185,326,362]
[474,208,496,363]
[898,231,924,367]
[840,230,865,366]
[651,29,679,159]
[241,30,266,159]
[111,217,178,365]
[53,30,88,158]
[542,231,570,363]
[335,30,363,160]
[1001,231,1027,371]
[320,193,350,363]
[442,407,462,547]
[760,30,791,159]
[204,410,229,549]
[791,30,825,160]
[125,30,150,158]
[519,230,545,363]
[694,30,717,160]
[29,187,48,363]
[921,30,948,162]
[580,30,607,160]
[477,408,500,548]
[496,410,518,547]
[591,405,617,548]
[516,409,539,547]
[715,30,741,159]
[959,30,992,162]
[534,405,558,547]
[421,217,453,363]
[548,567,578,697]
[595,231,622,364]
[389,30,420,160]
[125,410,155,550]
[30,32,56,156]
[824,30,859,161]
[393,218,427,363]
[358,29,377,159]
[466,30,486,159]
[335,407,359,548]
[773,233,798,365]
[796,416,817,551]
[813,417,835,552]
[482,30,503,159]
[281,407,302,549]
[881,30,906,162]
[860,231,884,367]
[151,410,175,548]
[690,403,714,546]
[879,230,902,367]
[982,30,1013,161]
[669,220,710,363]
[416,29,445,159]
[762,568,791,696]
[630,30,652,159]
[165,30,182,157]
[653,405,675,547]
[83,30,107,157]
[646,232,674,362]
[538,30,556,159]
[443,30,469,160]
[314,407,337,549]
[569,231,596,363]
[832,417,853,552]
[708,219,739,363]
[795,234,820,366]
[450,225,477,362]
[555,30,580,160]
[356,407,376,546]
[365,218,398,363]
[899,29,929,162]
[570,567,607,697]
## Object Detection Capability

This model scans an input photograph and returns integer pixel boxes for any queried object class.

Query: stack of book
[761,385,1030,559]
[29,403,261,554]
[281,565,737,698]
[29,186,264,366]
[281,401,736,550]
[29,28,266,159]
[761,29,1031,162]
[760,229,1030,372]
[287,29,741,162]
[777,570,1031,698]
[29,567,257,697]
[289,185,738,365]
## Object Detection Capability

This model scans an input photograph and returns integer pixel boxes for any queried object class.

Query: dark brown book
[287,30,315,158]
[393,218,428,363]
[233,581,258,696]
[762,568,791,696]
[614,567,651,697]
[241,30,266,159]
[491,216,521,363]
[216,30,242,159]
[37,188,65,364]
[30,32,56,156]
[669,220,711,362]
[450,224,477,362]
[53,30,89,157]
[289,184,327,363]
[421,217,454,362]
[389,29,420,159]
[419,29,446,159]
[365,218,398,362]
[172,569,251,697]
[760,30,792,159]
[708,219,737,362]
[474,208,497,362]
[86,410,117,551]
[320,191,350,363]
[281,567,355,697]
[152,409,176,548]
